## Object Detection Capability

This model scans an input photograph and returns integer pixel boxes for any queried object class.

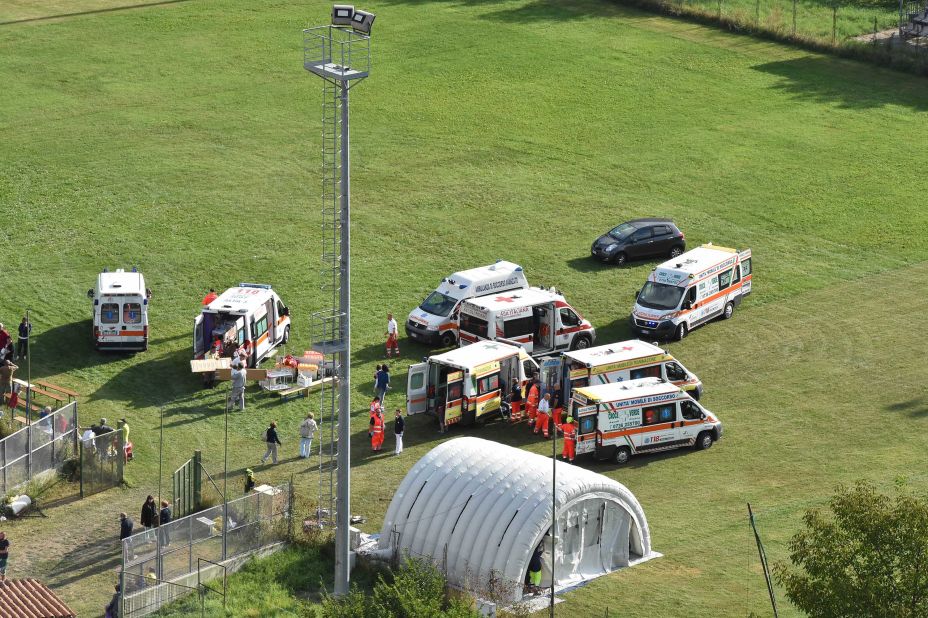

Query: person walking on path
[370,409,385,452]
[557,416,577,462]
[536,393,552,439]
[15,317,30,361]
[526,378,540,429]
[159,500,172,546]
[299,413,318,459]
[374,365,390,403]
[140,495,157,530]
[261,422,282,464]
[385,313,399,358]
[0,532,10,582]
[120,513,135,559]
[393,409,405,455]
[230,364,246,411]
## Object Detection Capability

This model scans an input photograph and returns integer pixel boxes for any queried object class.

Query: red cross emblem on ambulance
[495,296,515,303]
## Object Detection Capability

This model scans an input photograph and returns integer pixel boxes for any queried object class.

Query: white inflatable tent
[378,437,657,603]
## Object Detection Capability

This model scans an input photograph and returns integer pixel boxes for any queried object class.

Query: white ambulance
[88,268,151,351]
[406,340,539,427]
[535,339,704,409]
[406,261,529,347]
[569,378,722,465]
[631,243,752,341]
[458,287,595,356]
[193,284,291,367]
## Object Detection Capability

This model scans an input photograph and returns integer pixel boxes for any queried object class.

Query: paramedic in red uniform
[526,379,540,429]
[509,382,523,422]
[370,409,385,451]
[535,392,552,438]
[202,288,218,305]
[558,416,577,462]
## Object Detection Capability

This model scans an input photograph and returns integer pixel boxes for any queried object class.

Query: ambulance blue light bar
[239,283,273,290]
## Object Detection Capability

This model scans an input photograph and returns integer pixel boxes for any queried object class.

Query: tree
[774,480,928,618]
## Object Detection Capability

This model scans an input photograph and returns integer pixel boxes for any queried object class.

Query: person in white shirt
[299,413,318,458]
[230,366,247,410]
[536,392,552,439]
[385,313,399,358]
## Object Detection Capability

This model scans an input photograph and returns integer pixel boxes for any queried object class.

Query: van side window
[630,365,661,380]
[448,382,463,400]
[642,405,673,425]
[665,362,686,382]
[123,303,142,324]
[523,360,536,380]
[559,308,580,327]
[686,287,697,305]
[718,268,734,291]
[410,372,425,390]
[459,314,489,338]
[277,300,286,317]
[741,258,752,277]
[101,303,119,324]
[477,374,499,395]
[732,263,741,285]
[681,400,702,420]
[630,228,652,242]
[503,316,534,338]
[253,316,269,341]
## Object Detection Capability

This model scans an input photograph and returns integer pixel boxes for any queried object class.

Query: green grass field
[2,0,928,615]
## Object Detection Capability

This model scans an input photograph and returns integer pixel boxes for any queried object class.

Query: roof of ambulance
[563,340,665,366]
[97,270,145,294]
[654,244,737,277]
[431,340,525,367]
[207,285,275,313]
[437,261,525,297]
[465,287,559,311]
[575,378,679,402]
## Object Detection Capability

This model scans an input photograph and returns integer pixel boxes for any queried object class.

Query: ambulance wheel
[723,302,734,320]
[695,431,714,450]
[613,252,627,266]
[669,245,684,258]
[613,446,631,465]
[440,331,456,347]
[674,322,688,341]
[570,335,592,351]
[282,325,290,344]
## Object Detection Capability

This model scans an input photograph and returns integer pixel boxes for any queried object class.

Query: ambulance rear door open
[444,369,464,425]
[407,362,428,415]
[574,400,598,456]
[739,250,752,296]
[194,314,205,358]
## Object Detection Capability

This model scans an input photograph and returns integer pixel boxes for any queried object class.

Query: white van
[194,284,291,367]
[631,244,752,341]
[569,378,722,465]
[88,268,151,351]
[406,340,539,427]
[458,287,595,356]
[535,339,704,409]
[406,261,529,347]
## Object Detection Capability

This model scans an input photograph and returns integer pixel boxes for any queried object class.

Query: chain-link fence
[79,428,124,497]
[0,401,78,495]
[120,481,292,617]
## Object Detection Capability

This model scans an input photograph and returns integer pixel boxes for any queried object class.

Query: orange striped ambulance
[406,340,539,428]
[631,243,752,341]
[89,268,151,351]
[570,378,722,465]
[194,284,291,368]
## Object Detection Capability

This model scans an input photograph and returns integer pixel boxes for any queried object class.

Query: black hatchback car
[590,218,685,265]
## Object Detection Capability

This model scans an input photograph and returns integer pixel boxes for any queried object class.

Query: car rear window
[653,225,671,235]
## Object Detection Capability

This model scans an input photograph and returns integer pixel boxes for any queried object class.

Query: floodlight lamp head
[332,4,355,26]
[351,9,375,34]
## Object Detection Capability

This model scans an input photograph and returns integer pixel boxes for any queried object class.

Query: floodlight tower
[304,5,374,596]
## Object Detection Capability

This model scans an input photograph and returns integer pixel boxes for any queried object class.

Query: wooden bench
[28,387,66,403]
[275,376,336,402]
[33,380,79,400]
[13,415,27,425]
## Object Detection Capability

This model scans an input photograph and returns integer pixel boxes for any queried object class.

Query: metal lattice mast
[304,15,371,596]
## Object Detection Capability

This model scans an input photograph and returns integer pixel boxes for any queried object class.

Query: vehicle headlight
[605,243,618,252]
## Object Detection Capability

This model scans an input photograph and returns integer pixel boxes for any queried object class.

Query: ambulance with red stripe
[193,283,291,368]
[631,244,752,341]
[406,261,529,347]
[88,267,152,351]
[406,340,539,427]
[458,287,595,357]
[542,339,703,410]
[570,378,722,465]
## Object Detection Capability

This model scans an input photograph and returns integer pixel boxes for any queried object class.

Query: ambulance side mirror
[87,289,94,299]
[700,412,706,420]
[282,307,289,316]
[634,291,639,299]
[682,300,692,310]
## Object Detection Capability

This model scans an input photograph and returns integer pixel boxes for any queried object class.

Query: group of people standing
[510,377,578,463]
[0,318,31,412]
[369,395,404,455]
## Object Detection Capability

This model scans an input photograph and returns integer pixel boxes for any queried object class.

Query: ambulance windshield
[637,281,685,310]
[420,291,458,317]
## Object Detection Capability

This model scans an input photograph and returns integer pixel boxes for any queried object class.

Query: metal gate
[172,451,202,519]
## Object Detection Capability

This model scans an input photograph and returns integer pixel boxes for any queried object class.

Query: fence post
[72,403,78,462]
[193,450,202,512]
[832,5,837,44]
[116,430,125,486]
[287,477,294,541]
[1,441,6,497]
[79,440,84,498]
[755,0,760,28]
[26,423,31,481]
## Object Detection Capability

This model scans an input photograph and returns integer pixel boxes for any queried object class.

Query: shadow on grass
[754,56,928,111]
[886,397,928,418]
[378,0,617,23]
[29,319,124,379]
[46,535,122,588]
[0,0,193,26]
[565,256,615,274]
[88,345,198,409]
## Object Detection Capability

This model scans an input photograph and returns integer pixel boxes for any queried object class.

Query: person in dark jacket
[104,583,121,618]
[526,543,544,595]
[159,500,172,546]
[393,409,405,455]
[261,421,281,464]
[140,495,157,529]
[15,317,30,361]
[244,468,256,493]
[120,513,135,559]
